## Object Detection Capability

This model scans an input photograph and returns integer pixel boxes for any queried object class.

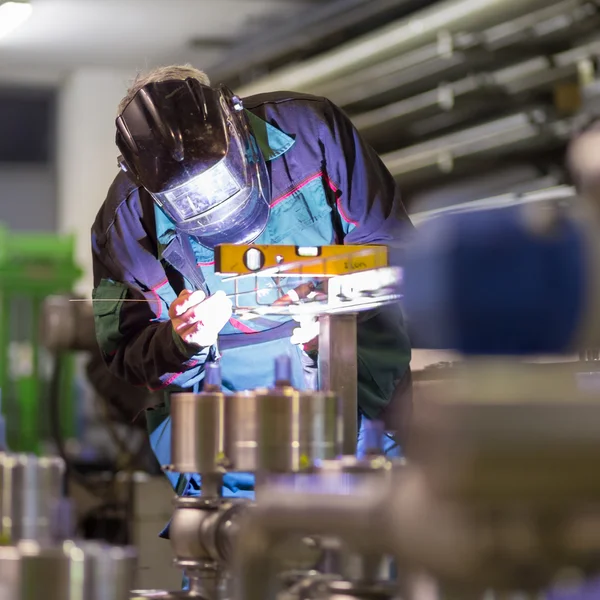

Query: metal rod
[234,485,388,600]
[235,0,552,96]
[318,314,358,456]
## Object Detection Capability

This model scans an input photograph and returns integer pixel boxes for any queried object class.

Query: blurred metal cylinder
[39,295,97,352]
[170,392,225,473]
[169,496,247,567]
[0,453,65,544]
[224,389,340,473]
[79,542,138,600]
[0,540,136,600]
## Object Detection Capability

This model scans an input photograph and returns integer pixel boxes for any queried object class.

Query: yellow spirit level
[214,244,388,276]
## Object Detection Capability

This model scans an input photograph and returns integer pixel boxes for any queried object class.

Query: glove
[290,315,319,352]
[169,289,232,348]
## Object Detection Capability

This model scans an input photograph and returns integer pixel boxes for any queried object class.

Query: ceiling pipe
[380,109,565,181]
[235,0,555,97]
[312,0,600,108]
[209,0,429,84]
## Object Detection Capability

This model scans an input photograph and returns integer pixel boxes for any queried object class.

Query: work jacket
[91,91,413,491]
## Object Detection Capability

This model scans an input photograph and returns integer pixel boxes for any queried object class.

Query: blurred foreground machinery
[0,450,136,599]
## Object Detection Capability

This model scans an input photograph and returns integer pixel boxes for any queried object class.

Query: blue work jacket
[91,91,413,497]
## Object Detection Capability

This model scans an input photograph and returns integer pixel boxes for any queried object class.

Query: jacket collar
[155,111,295,246]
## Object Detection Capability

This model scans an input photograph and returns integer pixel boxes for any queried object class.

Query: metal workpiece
[0,540,136,600]
[318,314,358,456]
[0,452,65,544]
[169,496,248,567]
[224,387,341,474]
[170,391,225,474]
[232,477,393,600]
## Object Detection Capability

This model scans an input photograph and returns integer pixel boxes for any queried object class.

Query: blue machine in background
[403,186,595,356]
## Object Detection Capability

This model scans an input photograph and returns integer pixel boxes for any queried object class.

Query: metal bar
[235,0,552,96]
[235,484,387,600]
[318,314,358,456]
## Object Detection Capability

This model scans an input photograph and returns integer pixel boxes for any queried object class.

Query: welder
[90,65,413,522]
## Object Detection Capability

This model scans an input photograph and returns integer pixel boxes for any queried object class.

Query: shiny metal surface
[170,496,248,567]
[79,542,138,600]
[0,540,136,600]
[318,314,358,456]
[170,392,225,473]
[224,391,259,472]
[224,388,341,473]
[0,453,65,544]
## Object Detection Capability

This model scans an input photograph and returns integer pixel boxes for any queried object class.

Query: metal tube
[236,0,552,96]
[318,314,358,456]
[211,0,419,83]
[234,485,388,600]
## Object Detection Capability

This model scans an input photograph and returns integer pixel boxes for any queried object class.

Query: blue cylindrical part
[204,362,222,389]
[402,205,588,355]
[275,354,292,386]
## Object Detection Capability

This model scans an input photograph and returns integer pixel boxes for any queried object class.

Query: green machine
[0,223,82,454]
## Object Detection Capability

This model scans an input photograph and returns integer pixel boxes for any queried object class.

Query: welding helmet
[115,78,270,248]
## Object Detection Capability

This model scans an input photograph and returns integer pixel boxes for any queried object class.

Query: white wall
[57,68,132,295]
[0,164,56,231]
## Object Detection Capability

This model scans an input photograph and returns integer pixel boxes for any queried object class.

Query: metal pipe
[318,314,358,456]
[380,110,555,180]
[233,484,389,600]
[314,0,600,106]
[354,35,600,142]
[236,0,553,97]
[211,0,424,83]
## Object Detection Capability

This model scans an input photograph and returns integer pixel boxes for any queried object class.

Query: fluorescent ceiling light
[0,1,33,40]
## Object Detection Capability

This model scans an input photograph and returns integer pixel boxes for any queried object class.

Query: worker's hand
[169,289,232,348]
[290,315,319,352]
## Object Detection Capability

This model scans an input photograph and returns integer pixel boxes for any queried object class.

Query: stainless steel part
[236,0,552,96]
[233,363,600,598]
[169,496,247,567]
[409,361,600,504]
[313,580,397,600]
[224,389,341,473]
[76,542,138,600]
[233,476,392,600]
[170,392,225,473]
[0,453,65,544]
[318,314,358,456]
[40,295,97,352]
[0,540,136,600]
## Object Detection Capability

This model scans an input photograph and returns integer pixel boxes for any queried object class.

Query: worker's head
[115,64,270,248]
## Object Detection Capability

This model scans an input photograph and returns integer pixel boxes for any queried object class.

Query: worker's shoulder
[242,90,330,118]
[92,170,152,238]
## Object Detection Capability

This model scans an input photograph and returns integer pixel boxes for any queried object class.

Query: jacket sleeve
[319,98,414,263]
[91,195,209,392]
